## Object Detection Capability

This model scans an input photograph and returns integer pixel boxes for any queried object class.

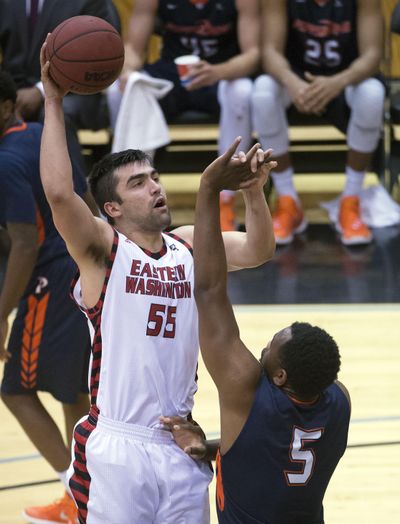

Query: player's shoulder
[168,225,193,246]
[334,380,351,412]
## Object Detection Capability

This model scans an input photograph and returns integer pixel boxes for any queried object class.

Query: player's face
[113,162,171,231]
[260,327,291,380]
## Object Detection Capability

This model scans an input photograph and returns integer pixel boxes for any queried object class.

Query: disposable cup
[174,55,200,87]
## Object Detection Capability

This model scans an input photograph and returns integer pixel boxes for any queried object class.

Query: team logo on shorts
[35,276,49,295]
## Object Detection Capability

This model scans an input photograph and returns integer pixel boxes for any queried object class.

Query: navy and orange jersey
[0,121,87,267]
[216,375,350,524]
[286,0,358,76]
[158,0,240,64]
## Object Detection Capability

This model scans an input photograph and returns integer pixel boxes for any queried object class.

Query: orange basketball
[45,15,124,95]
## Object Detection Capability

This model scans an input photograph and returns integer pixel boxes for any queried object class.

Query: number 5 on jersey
[284,426,323,486]
[146,303,177,338]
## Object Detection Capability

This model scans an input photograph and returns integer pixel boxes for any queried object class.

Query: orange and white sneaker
[22,491,78,524]
[273,195,307,245]
[337,195,372,246]
[220,196,236,232]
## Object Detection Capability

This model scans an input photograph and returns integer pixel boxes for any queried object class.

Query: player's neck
[283,386,320,405]
[115,224,164,253]
[1,114,23,136]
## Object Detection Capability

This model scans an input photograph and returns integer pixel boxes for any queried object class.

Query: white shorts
[68,410,213,524]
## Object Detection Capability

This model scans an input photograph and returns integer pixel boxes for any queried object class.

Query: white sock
[271,167,299,203]
[343,166,365,196]
[56,469,70,495]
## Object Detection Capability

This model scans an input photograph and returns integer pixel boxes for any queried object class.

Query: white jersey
[72,229,199,427]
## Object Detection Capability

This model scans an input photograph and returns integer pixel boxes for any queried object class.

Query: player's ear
[272,367,287,387]
[104,201,122,219]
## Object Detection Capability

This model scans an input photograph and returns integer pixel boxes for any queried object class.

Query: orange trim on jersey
[287,393,320,406]
[20,292,50,389]
[2,121,27,138]
[35,207,45,246]
[216,449,225,512]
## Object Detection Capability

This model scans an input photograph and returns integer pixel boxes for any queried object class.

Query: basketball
[45,15,124,95]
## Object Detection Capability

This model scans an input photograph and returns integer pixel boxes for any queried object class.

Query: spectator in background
[0,71,93,524]
[112,0,260,231]
[252,0,385,246]
[0,0,120,174]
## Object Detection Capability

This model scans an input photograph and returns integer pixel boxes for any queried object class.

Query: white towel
[111,72,173,153]
[320,184,400,228]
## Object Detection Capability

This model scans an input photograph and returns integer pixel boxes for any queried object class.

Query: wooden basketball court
[1,304,399,523]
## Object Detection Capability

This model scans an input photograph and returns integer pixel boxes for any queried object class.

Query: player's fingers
[159,415,186,428]
[220,137,242,163]
[40,43,47,67]
[184,445,206,457]
[262,148,273,161]
[238,151,246,163]
[304,71,316,83]
[245,142,261,164]
[257,148,264,164]
[252,147,265,172]
[263,160,278,172]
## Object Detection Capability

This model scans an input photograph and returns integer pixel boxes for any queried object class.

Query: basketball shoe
[272,195,307,245]
[220,195,236,231]
[337,195,372,245]
[22,491,78,524]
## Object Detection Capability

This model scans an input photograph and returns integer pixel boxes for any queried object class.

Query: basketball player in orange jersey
[39,40,276,523]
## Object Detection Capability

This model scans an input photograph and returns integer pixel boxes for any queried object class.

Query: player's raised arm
[193,140,270,402]
[173,144,276,271]
[39,42,112,264]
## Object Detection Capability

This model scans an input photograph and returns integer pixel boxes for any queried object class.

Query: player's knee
[252,75,281,111]
[219,78,252,116]
[252,75,287,137]
[351,79,385,130]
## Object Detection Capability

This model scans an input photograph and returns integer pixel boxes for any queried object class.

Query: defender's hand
[160,416,207,460]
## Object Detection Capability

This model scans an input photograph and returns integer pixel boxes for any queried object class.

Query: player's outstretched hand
[160,416,207,461]
[40,38,69,100]
[202,138,277,192]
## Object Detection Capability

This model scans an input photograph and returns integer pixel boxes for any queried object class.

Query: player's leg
[153,442,213,524]
[337,78,385,245]
[1,392,71,470]
[70,416,159,524]
[252,74,306,244]
[63,392,91,449]
[1,257,91,523]
[217,78,253,231]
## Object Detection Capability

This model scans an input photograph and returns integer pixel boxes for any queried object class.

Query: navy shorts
[144,58,220,120]
[1,256,90,403]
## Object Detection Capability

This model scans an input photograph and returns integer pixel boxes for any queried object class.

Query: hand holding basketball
[41,41,69,99]
[43,16,124,95]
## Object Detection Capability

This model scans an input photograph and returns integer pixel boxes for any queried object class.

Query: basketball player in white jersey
[39,41,275,524]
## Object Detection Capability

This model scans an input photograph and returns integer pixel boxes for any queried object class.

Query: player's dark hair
[0,71,17,104]
[88,149,153,224]
[280,322,341,398]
